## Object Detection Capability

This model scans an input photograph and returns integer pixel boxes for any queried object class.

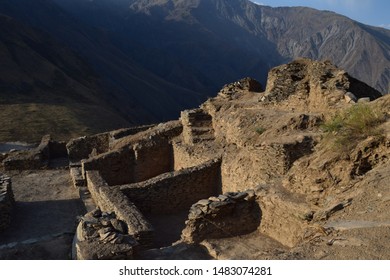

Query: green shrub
[255,127,266,135]
[321,104,385,150]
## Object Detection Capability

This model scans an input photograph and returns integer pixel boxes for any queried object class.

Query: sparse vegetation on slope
[321,103,386,151]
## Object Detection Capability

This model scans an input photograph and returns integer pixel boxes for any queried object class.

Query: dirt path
[0,167,85,259]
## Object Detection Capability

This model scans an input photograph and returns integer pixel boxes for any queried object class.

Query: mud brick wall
[85,171,154,247]
[120,159,221,215]
[181,191,261,243]
[0,175,14,232]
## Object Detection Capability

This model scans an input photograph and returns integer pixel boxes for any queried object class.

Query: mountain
[53,0,390,93]
[0,0,206,141]
[0,0,389,141]
[0,13,131,142]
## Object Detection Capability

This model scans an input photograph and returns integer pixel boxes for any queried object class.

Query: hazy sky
[251,0,390,29]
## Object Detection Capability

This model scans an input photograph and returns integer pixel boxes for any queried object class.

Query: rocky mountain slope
[0,14,131,142]
[54,0,390,93]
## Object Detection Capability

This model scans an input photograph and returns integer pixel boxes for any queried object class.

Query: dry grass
[0,103,130,143]
[321,103,386,151]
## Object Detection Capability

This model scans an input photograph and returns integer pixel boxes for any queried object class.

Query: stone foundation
[0,175,14,232]
[181,190,261,243]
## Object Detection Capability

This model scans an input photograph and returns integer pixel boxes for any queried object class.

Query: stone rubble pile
[218,77,263,98]
[181,190,261,243]
[0,174,14,232]
[74,208,139,260]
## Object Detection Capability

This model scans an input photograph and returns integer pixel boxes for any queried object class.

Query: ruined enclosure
[3,58,389,260]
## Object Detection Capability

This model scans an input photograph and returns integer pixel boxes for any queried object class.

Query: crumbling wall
[3,135,68,170]
[67,133,110,164]
[0,175,14,232]
[255,185,312,247]
[67,125,157,164]
[86,171,154,247]
[81,123,180,185]
[181,190,261,243]
[82,139,174,186]
[74,209,139,260]
[120,159,221,215]
[181,109,215,145]
[221,136,315,193]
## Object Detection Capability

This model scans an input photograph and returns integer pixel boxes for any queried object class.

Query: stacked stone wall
[86,171,154,247]
[181,190,260,243]
[120,159,221,215]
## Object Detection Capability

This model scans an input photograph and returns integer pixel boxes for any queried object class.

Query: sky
[251,0,390,29]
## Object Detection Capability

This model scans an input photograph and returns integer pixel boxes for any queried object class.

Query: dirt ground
[0,164,85,259]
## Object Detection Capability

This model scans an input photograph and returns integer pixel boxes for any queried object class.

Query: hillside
[54,0,390,93]
[0,0,389,142]
[0,14,131,142]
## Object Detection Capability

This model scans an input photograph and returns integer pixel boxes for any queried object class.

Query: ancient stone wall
[181,109,215,145]
[221,136,315,193]
[82,139,174,186]
[67,125,157,164]
[86,171,154,247]
[0,175,14,232]
[67,133,110,164]
[132,138,173,183]
[181,190,260,243]
[120,159,221,215]
[172,141,216,170]
[81,122,182,186]
[82,147,136,186]
[3,135,68,170]
[255,185,312,247]
[74,209,139,260]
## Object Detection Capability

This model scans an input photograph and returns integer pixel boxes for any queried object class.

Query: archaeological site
[1,58,390,260]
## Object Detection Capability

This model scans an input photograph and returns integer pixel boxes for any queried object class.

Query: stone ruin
[0,174,14,232]
[2,135,67,170]
[181,190,260,243]
[1,58,387,259]
[59,59,384,259]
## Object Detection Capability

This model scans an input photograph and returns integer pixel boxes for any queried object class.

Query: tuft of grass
[255,127,266,135]
[321,104,386,151]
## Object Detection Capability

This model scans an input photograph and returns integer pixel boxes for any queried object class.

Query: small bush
[321,104,385,150]
[255,127,266,135]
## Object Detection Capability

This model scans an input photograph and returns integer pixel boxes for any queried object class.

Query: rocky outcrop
[181,191,260,243]
[0,175,14,232]
[262,59,383,111]
[218,77,263,99]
